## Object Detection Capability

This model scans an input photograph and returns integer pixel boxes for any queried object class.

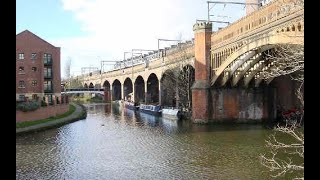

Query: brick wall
[16,104,69,122]
[209,88,270,122]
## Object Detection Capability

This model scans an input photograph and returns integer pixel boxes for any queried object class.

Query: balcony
[44,74,53,79]
[44,58,53,65]
[44,88,53,93]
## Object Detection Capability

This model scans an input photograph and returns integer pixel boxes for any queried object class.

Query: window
[32,94,38,100]
[19,95,25,101]
[32,67,37,72]
[43,53,52,64]
[44,81,52,91]
[18,53,24,60]
[44,67,52,78]
[32,80,37,86]
[18,80,25,88]
[47,94,53,105]
[31,53,37,60]
[19,66,24,73]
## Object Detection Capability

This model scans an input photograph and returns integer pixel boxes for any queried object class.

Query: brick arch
[146,73,159,104]
[144,71,162,84]
[123,77,133,101]
[134,75,145,103]
[103,80,111,90]
[112,79,122,100]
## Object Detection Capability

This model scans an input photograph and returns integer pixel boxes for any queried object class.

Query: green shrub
[17,101,40,112]
[41,100,47,107]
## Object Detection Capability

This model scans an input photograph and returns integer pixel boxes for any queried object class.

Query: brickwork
[271,75,303,110]
[192,89,209,123]
[16,104,69,122]
[191,22,212,122]
[209,88,269,122]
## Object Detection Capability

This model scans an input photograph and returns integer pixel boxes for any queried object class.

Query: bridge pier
[132,85,135,103]
[175,81,180,108]
[144,82,148,103]
[191,22,212,123]
[208,87,273,122]
[159,81,162,105]
[121,83,125,101]
[104,89,111,102]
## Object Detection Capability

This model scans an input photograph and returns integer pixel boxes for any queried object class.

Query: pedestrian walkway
[16,103,86,135]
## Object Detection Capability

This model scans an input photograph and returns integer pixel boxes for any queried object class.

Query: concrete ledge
[193,119,209,124]
[16,103,87,135]
[192,118,265,124]
[208,119,264,124]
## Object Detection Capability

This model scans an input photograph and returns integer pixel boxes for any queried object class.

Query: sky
[16,0,249,79]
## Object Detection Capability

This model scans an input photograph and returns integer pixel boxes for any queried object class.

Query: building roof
[16,30,59,48]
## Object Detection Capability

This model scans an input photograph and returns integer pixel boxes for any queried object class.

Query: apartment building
[16,30,61,104]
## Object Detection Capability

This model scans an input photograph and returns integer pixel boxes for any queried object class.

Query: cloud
[54,0,245,78]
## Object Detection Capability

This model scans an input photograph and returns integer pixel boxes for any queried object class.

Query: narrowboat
[139,104,162,116]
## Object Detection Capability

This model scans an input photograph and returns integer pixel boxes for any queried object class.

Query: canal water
[16,103,300,179]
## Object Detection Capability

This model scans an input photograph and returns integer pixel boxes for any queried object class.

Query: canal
[16,103,296,179]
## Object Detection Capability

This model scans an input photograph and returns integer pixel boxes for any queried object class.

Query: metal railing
[65,88,104,92]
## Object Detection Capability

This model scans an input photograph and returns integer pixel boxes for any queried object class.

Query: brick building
[16,30,61,104]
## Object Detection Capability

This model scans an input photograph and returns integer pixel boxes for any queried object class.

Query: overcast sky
[17,0,249,78]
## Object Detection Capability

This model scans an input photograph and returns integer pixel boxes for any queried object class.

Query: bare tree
[260,123,304,179]
[160,42,195,112]
[259,43,304,179]
[65,76,83,89]
[65,57,72,80]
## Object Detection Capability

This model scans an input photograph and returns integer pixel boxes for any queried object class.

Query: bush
[41,100,47,107]
[16,101,40,112]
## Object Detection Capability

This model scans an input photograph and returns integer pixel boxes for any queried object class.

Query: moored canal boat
[139,104,162,116]
[124,101,139,111]
[161,108,182,120]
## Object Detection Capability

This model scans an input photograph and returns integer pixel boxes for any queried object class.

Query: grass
[16,104,76,128]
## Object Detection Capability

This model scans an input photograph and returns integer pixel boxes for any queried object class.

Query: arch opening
[124,78,133,101]
[134,76,145,104]
[103,80,111,102]
[147,73,159,104]
[112,79,121,101]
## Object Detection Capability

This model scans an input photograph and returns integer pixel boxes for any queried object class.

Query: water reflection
[16,103,300,179]
[138,111,160,127]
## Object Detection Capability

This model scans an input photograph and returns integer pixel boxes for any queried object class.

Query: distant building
[16,30,61,104]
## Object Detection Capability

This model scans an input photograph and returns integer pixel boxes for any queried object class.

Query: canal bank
[16,103,87,135]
